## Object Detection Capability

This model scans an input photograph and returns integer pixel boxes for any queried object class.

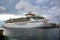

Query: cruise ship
[3,11,54,40]
[3,11,53,28]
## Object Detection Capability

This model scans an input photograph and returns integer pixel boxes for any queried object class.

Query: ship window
[31,16,44,20]
[26,17,29,19]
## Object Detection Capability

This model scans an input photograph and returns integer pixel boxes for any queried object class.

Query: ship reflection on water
[3,27,59,40]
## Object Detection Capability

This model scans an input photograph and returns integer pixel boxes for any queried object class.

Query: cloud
[0,14,26,21]
[15,0,49,15]
[39,5,60,23]
[15,0,41,14]
[0,14,15,20]
[53,0,60,7]
[0,6,6,10]
[15,0,53,14]
[15,0,34,10]
[36,0,49,3]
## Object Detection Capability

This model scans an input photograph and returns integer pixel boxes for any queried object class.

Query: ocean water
[3,28,59,40]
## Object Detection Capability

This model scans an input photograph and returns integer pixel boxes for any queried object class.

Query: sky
[0,0,60,26]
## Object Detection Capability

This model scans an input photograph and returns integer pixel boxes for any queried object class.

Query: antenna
[28,11,32,14]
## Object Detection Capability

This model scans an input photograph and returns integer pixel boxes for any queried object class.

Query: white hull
[3,21,44,28]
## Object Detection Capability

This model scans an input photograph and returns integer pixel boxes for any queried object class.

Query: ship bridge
[25,11,45,20]
[25,11,36,17]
